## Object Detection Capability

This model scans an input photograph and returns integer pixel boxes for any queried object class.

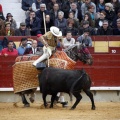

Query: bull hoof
[91,106,96,110]
[29,97,35,103]
[70,107,75,110]
[24,104,30,107]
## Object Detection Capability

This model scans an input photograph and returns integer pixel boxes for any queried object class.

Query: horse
[13,44,93,107]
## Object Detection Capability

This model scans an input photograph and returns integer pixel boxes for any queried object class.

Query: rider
[33,26,62,66]
[33,26,68,107]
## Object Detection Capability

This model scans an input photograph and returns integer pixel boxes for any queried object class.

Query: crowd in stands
[0,0,120,56]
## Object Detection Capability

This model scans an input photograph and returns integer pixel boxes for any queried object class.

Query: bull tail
[69,69,86,101]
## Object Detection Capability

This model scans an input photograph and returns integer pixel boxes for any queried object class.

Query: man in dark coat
[15,22,31,36]
[113,18,120,35]
[25,11,41,36]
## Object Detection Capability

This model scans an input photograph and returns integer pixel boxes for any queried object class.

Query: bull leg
[71,92,82,110]
[50,93,57,108]
[83,89,96,110]
[42,93,48,108]
[20,94,30,107]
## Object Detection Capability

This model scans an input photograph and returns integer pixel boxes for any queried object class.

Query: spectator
[24,40,43,55]
[15,22,31,36]
[62,31,75,49]
[69,2,82,22]
[21,0,34,18]
[50,3,61,21]
[35,3,49,22]
[79,21,95,35]
[67,11,79,29]
[1,40,18,56]
[54,11,67,35]
[113,18,120,35]
[77,29,92,47]
[0,4,5,20]
[32,0,44,12]
[105,3,116,26]
[81,0,96,18]
[40,14,54,34]
[97,20,113,35]
[112,9,120,28]
[64,19,78,36]
[111,0,120,14]
[0,22,15,36]
[17,38,28,55]
[81,12,95,27]
[0,18,5,31]
[26,11,41,36]
[95,10,107,28]
[47,0,61,11]
[5,13,17,30]
[88,5,99,20]
[96,0,105,12]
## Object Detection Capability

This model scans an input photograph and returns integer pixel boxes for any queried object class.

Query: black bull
[39,67,96,110]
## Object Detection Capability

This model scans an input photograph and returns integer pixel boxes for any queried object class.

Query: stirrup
[36,62,46,70]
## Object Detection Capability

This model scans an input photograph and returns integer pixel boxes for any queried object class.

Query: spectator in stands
[54,11,67,35]
[50,3,61,21]
[35,4,49,22]
[24,40,43,55]
[15,22,31,36]
[113,18,120,35]
[21,0,34,17]
[97,20,113,35]
[67,11,79,29]
[79,21,95,35]
[69,2,82,22]
[0,18,5,31]
[47,0,61,10]
[26,11,41,36]
[96,0,105,12]
[81,0,96,18]
[0,4,5,20]
[111,0,120,14]
[112,9,120,28]
[32,0,44,12]
[5,13,17,30]
[77,29,92,47]
[17,38,28,55]
[105,3,116,26]
[81,12,95,27]
[64,19,78,36]
[62,31,75,49]
[95,10,107,28]
[1,40,18,56]
[40,14,54,34]
[0,22,15,36]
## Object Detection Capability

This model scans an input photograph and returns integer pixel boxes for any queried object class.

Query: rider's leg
[33,46,52,66]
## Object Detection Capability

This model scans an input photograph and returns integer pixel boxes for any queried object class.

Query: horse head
[63,44,93,65]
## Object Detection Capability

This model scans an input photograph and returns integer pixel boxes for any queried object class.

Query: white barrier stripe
[0,87,120,91]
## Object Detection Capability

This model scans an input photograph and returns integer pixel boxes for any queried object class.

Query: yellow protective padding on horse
[94,41,109,53]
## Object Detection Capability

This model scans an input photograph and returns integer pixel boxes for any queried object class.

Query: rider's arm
[38,36,48,47]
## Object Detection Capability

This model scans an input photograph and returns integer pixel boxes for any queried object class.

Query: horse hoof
[91,106,96,110]
[24,104,30,107]
[70,107,75,110]
[61,101,68,108]
[29,97,35,103]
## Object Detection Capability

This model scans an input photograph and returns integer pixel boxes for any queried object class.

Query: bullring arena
[0,0,120,119]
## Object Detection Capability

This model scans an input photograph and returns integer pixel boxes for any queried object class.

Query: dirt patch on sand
[0,102,120,120]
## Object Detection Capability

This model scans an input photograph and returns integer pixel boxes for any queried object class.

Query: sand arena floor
[0,102,120,120]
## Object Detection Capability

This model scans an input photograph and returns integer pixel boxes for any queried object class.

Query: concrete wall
[0,91,120,103]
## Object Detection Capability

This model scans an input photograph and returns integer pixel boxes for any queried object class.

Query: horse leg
[29,88,37,103]
[20,93,30,107]
[83,89,96,110]
[71,92,82,110]
[50,93,57,108]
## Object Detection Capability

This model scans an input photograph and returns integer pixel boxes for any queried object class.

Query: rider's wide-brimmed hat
[50,26,62,37]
